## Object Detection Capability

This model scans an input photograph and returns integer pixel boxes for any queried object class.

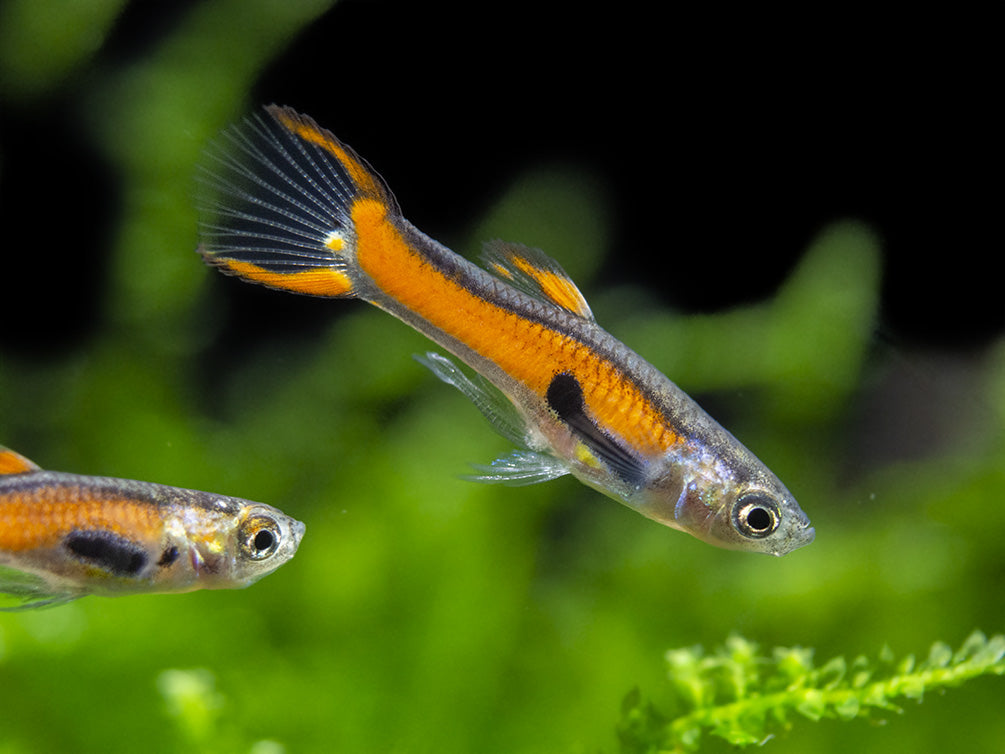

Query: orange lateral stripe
[271,107,386,200]
[350,199,678,457]
[213,259,353,297]
[0,490,164,551]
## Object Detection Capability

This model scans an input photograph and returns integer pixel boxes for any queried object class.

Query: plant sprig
[618,630,1005,753]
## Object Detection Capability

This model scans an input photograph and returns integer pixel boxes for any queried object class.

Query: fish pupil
[254,529,275,552]
[746,506,772,531]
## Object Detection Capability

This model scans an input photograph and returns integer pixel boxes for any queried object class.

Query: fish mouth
[289,519,307,550]
[771,522,815,556]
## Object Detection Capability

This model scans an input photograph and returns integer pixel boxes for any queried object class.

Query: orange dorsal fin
[0,447,42,474]
[481,240,595,320]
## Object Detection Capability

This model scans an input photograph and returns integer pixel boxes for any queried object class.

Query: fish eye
[240,515,281,560]
[733,494,780,538]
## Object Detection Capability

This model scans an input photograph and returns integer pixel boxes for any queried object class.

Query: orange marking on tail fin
[269,106,388,201]
[205,256,354,298]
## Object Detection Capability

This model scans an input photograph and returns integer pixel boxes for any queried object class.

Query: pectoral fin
[413,352,529,448]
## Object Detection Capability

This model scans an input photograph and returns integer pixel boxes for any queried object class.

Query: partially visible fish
[0,447,305,610]
[196,105,814,556]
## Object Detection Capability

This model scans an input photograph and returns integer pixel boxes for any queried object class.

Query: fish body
[0,447,305,609]
[197,106,814,556]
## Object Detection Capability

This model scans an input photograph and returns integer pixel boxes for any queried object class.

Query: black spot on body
[546,372,585,420]
[65,530,149,577]
[545,371,649,488]
[158,546,180,567]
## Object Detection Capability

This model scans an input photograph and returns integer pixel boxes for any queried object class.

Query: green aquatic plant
[618,631,1005,753]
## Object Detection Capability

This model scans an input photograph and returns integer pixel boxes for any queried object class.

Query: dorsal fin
[481,240,594,320]
[0,447,41,475]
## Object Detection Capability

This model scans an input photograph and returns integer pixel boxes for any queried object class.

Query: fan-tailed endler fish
[196,105,814,556]
[0,447,305,610]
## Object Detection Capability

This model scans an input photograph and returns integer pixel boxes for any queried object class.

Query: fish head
[655,474,814,556]
[185,501,306,589]
[230,504,307,584]
[638,437,815,556]
[717,483,815,556]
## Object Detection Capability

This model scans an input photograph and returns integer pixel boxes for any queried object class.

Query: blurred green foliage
[1,3,1003,753]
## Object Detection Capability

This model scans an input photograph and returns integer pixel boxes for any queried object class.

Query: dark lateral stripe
[546,372,648,487]
[64,530,149,577]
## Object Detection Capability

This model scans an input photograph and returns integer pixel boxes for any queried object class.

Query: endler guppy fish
[0,447,305,609]
[196,105,814,556]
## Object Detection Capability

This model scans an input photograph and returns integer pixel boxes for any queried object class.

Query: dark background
[1,1,999,353]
